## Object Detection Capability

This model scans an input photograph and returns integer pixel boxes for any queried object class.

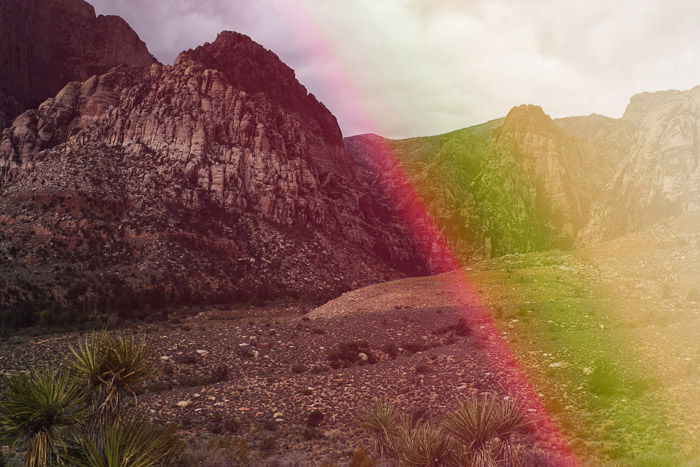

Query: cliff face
[350,91,700,262]
[348,107,608,264]
[0,0,155,127]
[580,87,700,242]
[467,105,597,256]
[0,31,422,324]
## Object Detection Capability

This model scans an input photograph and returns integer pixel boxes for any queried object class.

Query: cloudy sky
[91,0,700,139]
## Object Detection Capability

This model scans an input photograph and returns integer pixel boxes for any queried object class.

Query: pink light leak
[285,1,576,461]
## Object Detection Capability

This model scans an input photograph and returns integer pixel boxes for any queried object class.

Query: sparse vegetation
[587,358,623,396]
[0,331,178,466]
[327,340,377,368]
[359,396,531,466]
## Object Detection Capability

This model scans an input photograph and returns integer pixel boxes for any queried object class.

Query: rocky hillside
[347,120,500,270]
[0,0,156,128]
[0,29,423,327]
[349,91,700,263]
[581,87,700,242]
[347,106,610,264]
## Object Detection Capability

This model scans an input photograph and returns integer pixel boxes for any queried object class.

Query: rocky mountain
[3,0,699,328]
[466,105,629,257]
[0,28,423,326]
[348,106,611,264]
[581,87,700,242]
[0,0,156,128]
[350,90,700,263]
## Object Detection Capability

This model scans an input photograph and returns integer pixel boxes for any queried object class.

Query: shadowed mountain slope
[0,0,156,128]
[0,30,424,326]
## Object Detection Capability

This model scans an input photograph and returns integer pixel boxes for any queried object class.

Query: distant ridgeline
[349,92,700,265]
[2,0,700,327]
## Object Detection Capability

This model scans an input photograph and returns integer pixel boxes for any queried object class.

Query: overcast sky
[91,0,700,139]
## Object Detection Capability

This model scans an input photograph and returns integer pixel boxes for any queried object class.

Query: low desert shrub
[359,395,531,466]
[357,402,404,455]
[64,413,178,466]
[443,395,528,452]
[210,364,229,383]
[0,366,86,466]
[69,332,153,416]
[381,342,399,359]
[305,410,325,427]
[386,422,455,467]
[587,358,623,396]
[327,340,376,368]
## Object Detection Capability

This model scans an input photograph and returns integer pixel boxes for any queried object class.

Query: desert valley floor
[1,215,699,466]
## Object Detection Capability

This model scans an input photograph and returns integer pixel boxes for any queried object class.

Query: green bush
[64,414,178,466]
[587,358,623,396]
[443,395,528,451]
[386,422,455,467]
[357,402,405,456]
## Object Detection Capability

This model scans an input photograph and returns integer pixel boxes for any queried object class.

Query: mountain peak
[0,0,156,127]
[499,104,557,135]
[504,104,552,124]
[176,31,342,145]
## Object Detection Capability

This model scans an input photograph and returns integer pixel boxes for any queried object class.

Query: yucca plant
[357,402,405,456]
[63,413,178,467]
[442,395,529,454]
[0,366,86,467]
[69,332,152,416]
[386,421,455,467]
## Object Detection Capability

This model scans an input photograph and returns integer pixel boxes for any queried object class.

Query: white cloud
[90,0,700,138]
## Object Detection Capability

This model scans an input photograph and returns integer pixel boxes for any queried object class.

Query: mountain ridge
[0,20,424,325]
[0,0,156,128]
[2,0,699,326]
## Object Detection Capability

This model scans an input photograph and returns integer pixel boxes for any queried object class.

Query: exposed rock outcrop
[0,31,422,325]
[467,105,597,256]
[347,107,613,264]
[0,0,155,127]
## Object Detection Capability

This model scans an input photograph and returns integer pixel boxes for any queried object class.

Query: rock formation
[3,0,700,326]
[580,87,700,242]
[467,105,598,256]
[0,0,155,128]
[0,30,422,325]
[348,106,612,264]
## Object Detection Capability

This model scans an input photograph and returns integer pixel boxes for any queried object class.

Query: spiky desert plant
[386,421,455,467]
[69,332,152,416]
[442,395,529,454]
[64,413,178,467]
[0,366,86,467]
[357,402,404,456]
